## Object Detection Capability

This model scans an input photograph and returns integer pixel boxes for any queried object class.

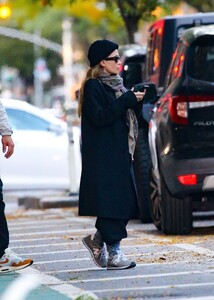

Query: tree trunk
[122,16,140,44]
[116,0,141,43]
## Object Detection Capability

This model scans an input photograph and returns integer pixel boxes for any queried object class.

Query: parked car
[117,44,151,222]
[0,99,81,191]
[119,45,146,89]
[132,13,213,223]
[147,25,214,234]
[145,12,214,95]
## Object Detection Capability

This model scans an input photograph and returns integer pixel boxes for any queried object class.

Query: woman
[78,39,145,270]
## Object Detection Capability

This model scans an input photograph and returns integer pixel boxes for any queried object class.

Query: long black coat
[79,78,138,219]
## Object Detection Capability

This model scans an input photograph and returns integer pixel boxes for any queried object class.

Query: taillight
[177,102,187,118]
[177,174,197,185]
[168,95,188,125]
[168,95,214,125]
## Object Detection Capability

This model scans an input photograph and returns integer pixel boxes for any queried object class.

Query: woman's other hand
[133,89,146,102]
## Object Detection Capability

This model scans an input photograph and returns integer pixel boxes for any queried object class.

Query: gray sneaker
[82,235,107,268]
[107,251,136,270]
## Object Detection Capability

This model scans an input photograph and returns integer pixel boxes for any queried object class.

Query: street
[1,197,214,300]
[0,3,213,300]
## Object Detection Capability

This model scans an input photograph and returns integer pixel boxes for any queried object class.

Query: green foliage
[0,0,128,86]
[92,0,181,42]
[185,0,214,12]
[108,0,159,20]
[0,36,34,83]
[114,0,160,41]
[2,0,213,87]
[0,7,63,85]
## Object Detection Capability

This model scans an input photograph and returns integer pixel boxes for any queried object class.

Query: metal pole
[62,18,79,194]
[34,30,43,108]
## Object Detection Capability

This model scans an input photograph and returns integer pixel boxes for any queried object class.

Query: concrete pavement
[1,193,97,300]
[5,190,79,210]
[3,192,214,299]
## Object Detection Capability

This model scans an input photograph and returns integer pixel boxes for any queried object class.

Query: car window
[165,42,186,87]
[147,27,162,77]
[122,57,145,88]
[6,108,51,131]
[187,35,214,82]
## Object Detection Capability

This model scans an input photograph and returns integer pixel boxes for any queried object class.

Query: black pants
[95,217,129,245]
[0,179,9,257]
[95,158,137,245]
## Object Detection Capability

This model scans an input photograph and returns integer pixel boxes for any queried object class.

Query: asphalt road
[2,198,214,300]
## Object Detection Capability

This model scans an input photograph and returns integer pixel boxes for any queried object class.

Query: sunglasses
[104,56,121,63]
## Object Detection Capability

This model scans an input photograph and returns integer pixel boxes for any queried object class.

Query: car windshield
[187,35,214,83]
[6,108,51,130]
[121,55,145,89]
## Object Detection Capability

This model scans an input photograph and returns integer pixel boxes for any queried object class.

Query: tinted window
[122,55,145,88]
[187,35,214,82]
[147,28,162,76]
[6,108,51,131]
[165,42,186,87]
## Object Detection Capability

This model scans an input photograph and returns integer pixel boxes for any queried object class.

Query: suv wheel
[133,127,152,223]
[150,167,193,234]
[149,167,162,230]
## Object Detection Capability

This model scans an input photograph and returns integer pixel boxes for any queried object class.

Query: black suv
[119,46,153,224]
[145,12,214,94]
[148,25,214,234]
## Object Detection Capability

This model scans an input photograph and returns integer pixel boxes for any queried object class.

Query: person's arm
[0,101,14,158]
[83,79,138,127]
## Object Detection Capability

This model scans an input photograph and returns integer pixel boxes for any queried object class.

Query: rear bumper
[160,152,214,198]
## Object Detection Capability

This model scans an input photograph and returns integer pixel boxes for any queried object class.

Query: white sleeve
[0,100,13,136]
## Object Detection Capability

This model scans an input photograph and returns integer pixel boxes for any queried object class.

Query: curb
[16,267,98,300]
[18,195,79,210]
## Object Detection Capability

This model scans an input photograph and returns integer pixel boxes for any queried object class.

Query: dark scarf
[99,73,138,160]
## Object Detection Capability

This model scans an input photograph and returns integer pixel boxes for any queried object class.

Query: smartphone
[133,83,149,92]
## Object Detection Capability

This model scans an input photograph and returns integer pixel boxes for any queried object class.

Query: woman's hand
[132,89,146,102]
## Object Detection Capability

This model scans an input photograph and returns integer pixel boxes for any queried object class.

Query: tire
[149,167,162,230]
[150,167,193,235]
[133,127,152,223]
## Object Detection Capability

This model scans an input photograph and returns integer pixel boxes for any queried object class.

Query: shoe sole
[107,261,136,270]
[82,236,107,268]
[0,260,33,273]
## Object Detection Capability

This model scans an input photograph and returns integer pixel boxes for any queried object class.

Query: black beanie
[87,39,119,67]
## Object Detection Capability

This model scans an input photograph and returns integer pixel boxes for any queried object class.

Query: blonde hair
[78,64,103,117]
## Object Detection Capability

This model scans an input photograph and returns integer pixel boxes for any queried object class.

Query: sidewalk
[1,192,97,300]
[4,190,79,210]
[0,272,71,300]
[0,268,97,300]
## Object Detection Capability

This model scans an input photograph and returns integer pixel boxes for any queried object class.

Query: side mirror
[133,82,157,104]
[133,82,158,124]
